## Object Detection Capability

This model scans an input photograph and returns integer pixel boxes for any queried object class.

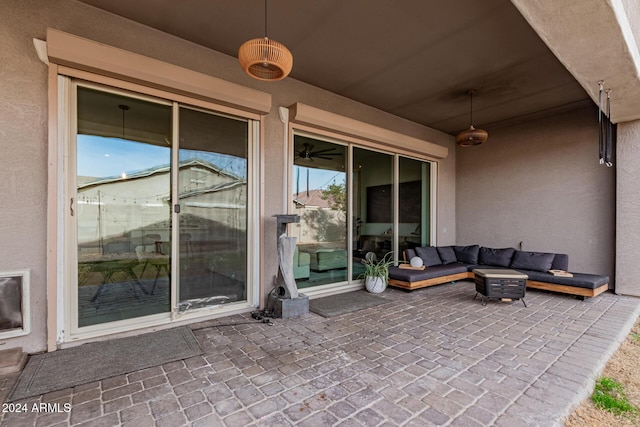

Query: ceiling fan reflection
[295,143,342,161]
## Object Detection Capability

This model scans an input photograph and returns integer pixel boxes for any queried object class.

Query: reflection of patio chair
[136,235,170,295]
[180,233,193,258]
[293,247,310,280]
[144,233,161,244]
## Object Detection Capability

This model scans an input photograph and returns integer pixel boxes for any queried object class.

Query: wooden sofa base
[388,271,609,298]
[388,272,473,291]
[526,280,609,298]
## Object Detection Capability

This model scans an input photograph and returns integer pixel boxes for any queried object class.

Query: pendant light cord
[262,0,269,62]
[469,91,474,126]
[118,104,129,139]
[264,0,268,37]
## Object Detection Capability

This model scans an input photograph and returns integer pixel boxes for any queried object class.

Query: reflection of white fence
[290,206,346,245]
[78,162,246,253]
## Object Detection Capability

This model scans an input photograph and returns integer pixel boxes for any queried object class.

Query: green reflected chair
[293,247,310,280]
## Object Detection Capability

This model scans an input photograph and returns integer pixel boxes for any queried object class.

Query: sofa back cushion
[404,248,417,262]
[510,250,555,272]
[415,246,442,267]
[479,247,515,267]
[436,246,458,264]
[551,253,569,271]
[453,245,480,264]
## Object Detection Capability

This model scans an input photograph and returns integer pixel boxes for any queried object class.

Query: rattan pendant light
[238,0,293,81]
[456,90,488,147]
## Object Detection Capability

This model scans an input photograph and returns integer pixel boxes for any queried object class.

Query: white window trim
[287,127,438,294]
[58,78,262,345]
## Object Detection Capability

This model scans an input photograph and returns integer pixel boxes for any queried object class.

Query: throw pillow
[550,253,569,271]
[510,251,555,272]
[436,246,457,264]
[414,246,442,267]
[404,248,417,262]
[452,245,480,264]
[479,247,516,267]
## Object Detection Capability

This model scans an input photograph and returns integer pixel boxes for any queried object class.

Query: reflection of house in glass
[77,158,247,256]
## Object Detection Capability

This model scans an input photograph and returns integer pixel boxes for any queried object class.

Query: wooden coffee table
[473,268,528,307]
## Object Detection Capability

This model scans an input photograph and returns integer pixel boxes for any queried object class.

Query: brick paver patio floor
[1,281,639,426]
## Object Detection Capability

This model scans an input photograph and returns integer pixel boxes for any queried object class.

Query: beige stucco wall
[621,0,640,55]
[616,119,640,296]
[1,0,455,352]
[456,105,615,282]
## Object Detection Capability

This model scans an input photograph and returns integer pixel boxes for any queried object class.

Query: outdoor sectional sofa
[388,245,609,299]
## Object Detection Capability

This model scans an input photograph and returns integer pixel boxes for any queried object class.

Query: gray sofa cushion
[414,246,442,267]
[551,253,569,271]
[436,246,458,264]
[404,248,417,262]
[453,245,480,264]
[479,247,515,267]
[389,264,468,283]
[510,250,555,272]
[520,270,609,290]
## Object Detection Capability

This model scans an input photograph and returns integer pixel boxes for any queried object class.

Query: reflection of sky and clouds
[78,135,339,191]
[77,135,247,180]
[293,165,344,194]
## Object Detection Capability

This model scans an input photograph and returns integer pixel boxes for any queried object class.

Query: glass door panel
[398,157,431,255]
[352,148,394,280]
[76,86,172,327]
[291,135,347,288]
[177,107,248,310]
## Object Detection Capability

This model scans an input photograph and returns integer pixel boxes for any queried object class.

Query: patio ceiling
[76,0,589,135]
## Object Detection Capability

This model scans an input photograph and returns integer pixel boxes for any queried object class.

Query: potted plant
[359,251,394,293]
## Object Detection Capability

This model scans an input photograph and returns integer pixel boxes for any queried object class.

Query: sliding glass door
[74,83,253,331]
[291,135,347,288]
[290,132,433,290]
[177,107,248,310]
[398,156,431,254]
[76,87,172,327]
[352,147,394,279]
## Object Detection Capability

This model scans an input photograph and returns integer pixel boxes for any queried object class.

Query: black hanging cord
[118,104,129,140]
[264,0,268,37]
[598,81,605,164]
[469,91,474,126]
[605,89,613,167]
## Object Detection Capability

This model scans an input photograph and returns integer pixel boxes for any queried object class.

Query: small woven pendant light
[456,90,488,147]
[238,0,293,81]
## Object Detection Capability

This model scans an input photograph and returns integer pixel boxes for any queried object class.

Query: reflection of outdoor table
[79,253,151,306]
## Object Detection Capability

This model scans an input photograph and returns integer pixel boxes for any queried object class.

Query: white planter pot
[365,276,387,293]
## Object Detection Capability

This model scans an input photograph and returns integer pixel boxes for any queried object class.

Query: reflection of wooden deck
[79,252,169,265]
[154,240,233,255]
[193,240,233,253]
[79,252,138,262]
